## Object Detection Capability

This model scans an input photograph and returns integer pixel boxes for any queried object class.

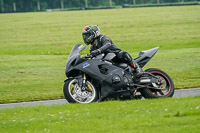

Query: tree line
[0,0,198,13]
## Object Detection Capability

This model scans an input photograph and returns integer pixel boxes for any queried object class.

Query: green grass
[0,97,200,133]
[0,55,66,103]
[0,6,200,103]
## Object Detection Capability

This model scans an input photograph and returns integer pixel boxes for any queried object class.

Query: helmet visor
[82,33,92,45]
[83,33,90,40]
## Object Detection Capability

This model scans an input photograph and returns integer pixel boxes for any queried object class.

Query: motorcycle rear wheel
[63,78,98,103]
[139,68,174,98]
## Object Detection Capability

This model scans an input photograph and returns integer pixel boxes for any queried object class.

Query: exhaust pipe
[140,78,157,83]
[140,79,151,83]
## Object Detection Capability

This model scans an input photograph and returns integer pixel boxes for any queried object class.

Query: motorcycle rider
[82,25,141,73]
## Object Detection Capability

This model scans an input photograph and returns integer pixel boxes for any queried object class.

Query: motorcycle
[63,44,174,103]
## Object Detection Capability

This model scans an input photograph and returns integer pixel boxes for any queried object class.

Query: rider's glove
[91,49,101,57]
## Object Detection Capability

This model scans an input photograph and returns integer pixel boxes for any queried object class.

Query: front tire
[63,78,98,103]
[139,68,174,98]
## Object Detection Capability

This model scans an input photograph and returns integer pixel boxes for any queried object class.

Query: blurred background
[0,0,199,13]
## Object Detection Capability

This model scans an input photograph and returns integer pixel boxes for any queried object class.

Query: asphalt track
[0,88,200,109]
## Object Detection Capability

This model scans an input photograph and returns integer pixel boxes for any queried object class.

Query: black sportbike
[63,44,174,103]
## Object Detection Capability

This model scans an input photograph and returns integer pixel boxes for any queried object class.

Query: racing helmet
[82,25,100,45]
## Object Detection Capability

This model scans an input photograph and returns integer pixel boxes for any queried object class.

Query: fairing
[135,47,159,68]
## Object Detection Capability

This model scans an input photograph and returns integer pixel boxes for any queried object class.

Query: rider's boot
[130,60,143,74]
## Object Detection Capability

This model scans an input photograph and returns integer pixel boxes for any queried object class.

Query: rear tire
[63,78,98,103]
[139,68,174,99]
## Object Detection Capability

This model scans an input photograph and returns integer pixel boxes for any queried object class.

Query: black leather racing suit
[90,35,133,65]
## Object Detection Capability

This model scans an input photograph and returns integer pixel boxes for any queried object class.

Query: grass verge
[0,97,200,133]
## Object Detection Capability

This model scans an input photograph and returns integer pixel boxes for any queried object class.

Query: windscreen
[68,44,86,58]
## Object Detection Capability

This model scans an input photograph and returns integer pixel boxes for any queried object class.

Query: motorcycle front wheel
[63,78,98,103]
[139,68,174,99]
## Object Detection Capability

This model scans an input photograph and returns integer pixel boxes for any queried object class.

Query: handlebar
[83,53,93,58]
[83,53,105,59]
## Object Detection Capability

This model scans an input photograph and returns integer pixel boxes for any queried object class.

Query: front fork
[81,73,93,92]
[82,74,86,89]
